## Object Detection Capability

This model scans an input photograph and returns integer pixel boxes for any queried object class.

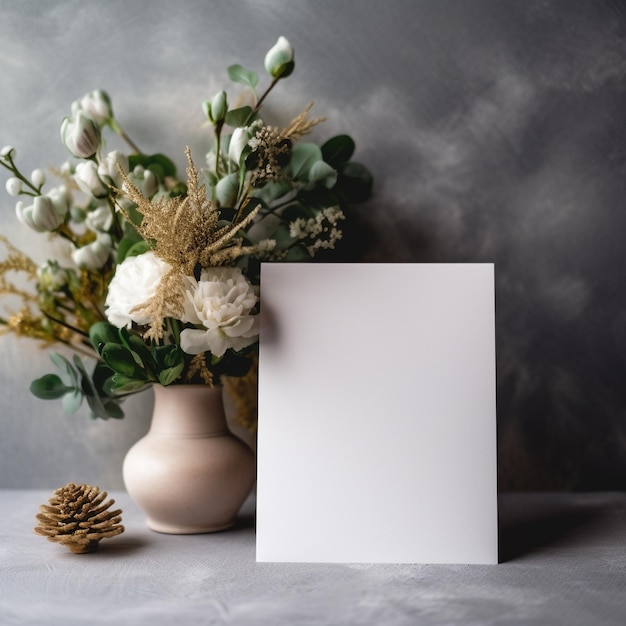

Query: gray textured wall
[1,0,625,490]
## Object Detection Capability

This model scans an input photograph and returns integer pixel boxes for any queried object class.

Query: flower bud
[16,195,66,232]
[264,36,295,79]
[215,173,239,207]
[228,127,250,164]
[47,185,72,217]
[127,165,158,198]
[98,150,129,188]
[72,89,113,127]
[5,177,22,196]
[85,203,114,233]
[61,111,101,158]
[71,233,112,270]
[206,91,228,125]
[1,145,15,158]
[74,160,109,198]
[31,169,46,188]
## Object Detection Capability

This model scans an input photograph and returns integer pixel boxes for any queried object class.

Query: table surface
[1,490,625,625]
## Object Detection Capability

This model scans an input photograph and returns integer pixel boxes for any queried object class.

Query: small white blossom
[180,266,259,357]
[105,251,171,328]
[85,203,114,232]
[0,145,15,158]
[71,233,112,270]
[125,165,158,198]
[74,160,109,198]
[16,195,66,232]
[98,150,129,187]
[72,89,113,127]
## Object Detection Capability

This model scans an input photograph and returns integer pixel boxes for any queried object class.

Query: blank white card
[256,263,497,564]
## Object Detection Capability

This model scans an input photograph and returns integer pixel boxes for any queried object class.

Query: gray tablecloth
[1,490,625,625]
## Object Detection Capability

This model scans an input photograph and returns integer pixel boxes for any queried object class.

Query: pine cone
[34,483,124,554]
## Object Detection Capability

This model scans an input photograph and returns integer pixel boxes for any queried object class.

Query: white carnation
[105,251,170,328]
[180,266,259,357]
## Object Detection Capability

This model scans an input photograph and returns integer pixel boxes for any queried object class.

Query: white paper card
[256,263,497,564]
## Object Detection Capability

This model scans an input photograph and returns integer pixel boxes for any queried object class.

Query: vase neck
[150,385,228,436]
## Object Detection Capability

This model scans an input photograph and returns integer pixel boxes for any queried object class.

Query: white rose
[180,266,259,357]
[105,251,170,327]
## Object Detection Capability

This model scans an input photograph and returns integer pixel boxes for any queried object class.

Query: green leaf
[49,352,80,387]
[224,106,253,128]
[307,160,337,188]
[287,143,322,181]
[30,374,73,400]
[117,231,144,263]
[118,327,153,364]
[157,363,184,386]
[128,154,177,181]
[321,135,355,167]
[109,374,150,395]
[101,344,146,379]
[227,64,259,89]
[89,322,121,354]
[336,162,374,203]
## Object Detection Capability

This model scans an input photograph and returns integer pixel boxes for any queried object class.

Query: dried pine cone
[34,483,124,554]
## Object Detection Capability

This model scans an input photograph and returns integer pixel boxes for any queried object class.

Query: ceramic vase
[123,384,256,534]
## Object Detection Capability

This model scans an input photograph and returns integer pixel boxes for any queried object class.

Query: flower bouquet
[0,37,372,427]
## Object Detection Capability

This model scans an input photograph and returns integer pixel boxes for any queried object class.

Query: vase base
[146,518,236,535]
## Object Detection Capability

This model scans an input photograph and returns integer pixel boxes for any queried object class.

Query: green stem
[251,76,280,118]
[110,119,142,155]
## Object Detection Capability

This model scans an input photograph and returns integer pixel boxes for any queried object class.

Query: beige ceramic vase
[123,384,256,534]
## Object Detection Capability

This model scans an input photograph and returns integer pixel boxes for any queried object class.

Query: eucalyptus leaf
[224,106,253,128]
[29,374,73,400]
[50,352,80,387]
[308,160,337,188]
[227,65,259,89]
[287,143,322,181]
[321,135,355,167]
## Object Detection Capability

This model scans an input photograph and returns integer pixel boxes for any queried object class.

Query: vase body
[123,384,256,534]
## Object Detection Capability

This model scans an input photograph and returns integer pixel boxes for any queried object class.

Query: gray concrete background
[1,0,626,490]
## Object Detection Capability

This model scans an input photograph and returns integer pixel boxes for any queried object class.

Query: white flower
[264,36,295,78]
[60,111,101,158]
[85,203,113,232]
[228,127,250,164]
[126,165,158,198]
[0,145,15,158]
[98,150,128,187]
[71,233,112,270]
[180,266,259,357]
[71,89,113,127]
[105,251,170,328]
[74,160,109,198]
[16,195,66,232]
